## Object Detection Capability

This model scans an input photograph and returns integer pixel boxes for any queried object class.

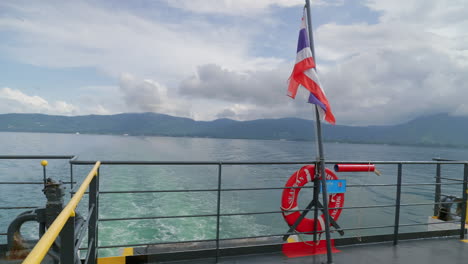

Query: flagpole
[305,0,334,263]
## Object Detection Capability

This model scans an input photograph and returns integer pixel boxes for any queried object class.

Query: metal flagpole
[305,0,334,263]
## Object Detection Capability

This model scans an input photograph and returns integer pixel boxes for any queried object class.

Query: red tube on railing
[334,164,375,172]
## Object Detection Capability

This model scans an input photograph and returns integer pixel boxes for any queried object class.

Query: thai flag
[287,10,335,125]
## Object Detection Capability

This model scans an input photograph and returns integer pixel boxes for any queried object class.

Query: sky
[0,0,467,126]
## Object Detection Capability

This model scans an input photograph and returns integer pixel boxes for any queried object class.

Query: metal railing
[1,158,467,263]
[70,159,468,262]
[22,161,100,264]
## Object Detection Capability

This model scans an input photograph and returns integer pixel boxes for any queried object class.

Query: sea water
[0,132,467,257]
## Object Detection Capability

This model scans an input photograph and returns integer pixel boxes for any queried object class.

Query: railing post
[460,164,468,239]
[434,163,441,216]
[434,163,442,216]
[60,215,76,264]
[313,161,319,243]
[215,163,222,263]
[393,163,402,245]
[88,169,99,264]
[70,163,74,198]
[69,156,79,198]
[96,167,100,261]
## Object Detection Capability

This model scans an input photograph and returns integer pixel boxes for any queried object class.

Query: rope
[299,230,323,246]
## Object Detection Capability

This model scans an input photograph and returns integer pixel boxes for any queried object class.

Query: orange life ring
[281,165,344,233]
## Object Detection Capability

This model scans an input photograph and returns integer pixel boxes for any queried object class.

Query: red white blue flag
[287,10,335,125]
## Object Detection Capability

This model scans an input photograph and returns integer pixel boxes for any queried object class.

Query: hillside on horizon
[0,112,466,148]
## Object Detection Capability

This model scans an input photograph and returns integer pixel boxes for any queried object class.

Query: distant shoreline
[1,112,466,149]
[1,130,465,150]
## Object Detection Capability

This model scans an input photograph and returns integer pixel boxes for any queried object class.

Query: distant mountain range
[0,113,466,147]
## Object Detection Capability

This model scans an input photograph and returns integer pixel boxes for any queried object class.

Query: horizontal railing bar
[99,200,466,222]
[100,204,398,221]
[433,158,456,161]
[223,184,393,191]
[400,201,463,207]
[340,221,454,233]
[225,204,399,216]
[340,220,460,232]
[97,239,218,249]
[98,185,349,194]
[0,206,39,210]
[219,204,397,216]
[0,181,76,185]
[218,232,324,242]
[438,177,464,182]
[70,160,468,165]
[401,182,462,186]
[73,161,227,165]
[99,186,317,194]
[347,184,395,187]
[398,221,460,227]
[0,233,6,236]
[70,192,99,199]
[97,182,464,195]
[221,220,462,241]
[337,183,461,188]
[100,189,219,194]
[0,182,45,184]
[99,214,216,221]
[0,155,75,159]
[96,186,343,194]
[334,161,468,165]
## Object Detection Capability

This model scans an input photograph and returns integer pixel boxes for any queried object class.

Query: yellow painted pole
[23,161,101,264]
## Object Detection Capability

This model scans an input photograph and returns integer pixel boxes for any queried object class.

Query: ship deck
[159,238,468,264]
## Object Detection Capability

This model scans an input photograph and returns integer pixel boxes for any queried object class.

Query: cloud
[164,0,468,125]
[177,4,468,126]
[0,87,78,115]
[119,73,190,117]
[179,64,319,121]
[365,0,468,32]
[0,79,189,117]
[164,0,343,16]
[0,1,282,85]
[216,108,237,119]
[319,48,468,125]
[179,64,291,106]
[309,0,468,125]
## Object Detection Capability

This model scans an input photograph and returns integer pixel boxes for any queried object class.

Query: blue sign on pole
[320,180,346,193]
